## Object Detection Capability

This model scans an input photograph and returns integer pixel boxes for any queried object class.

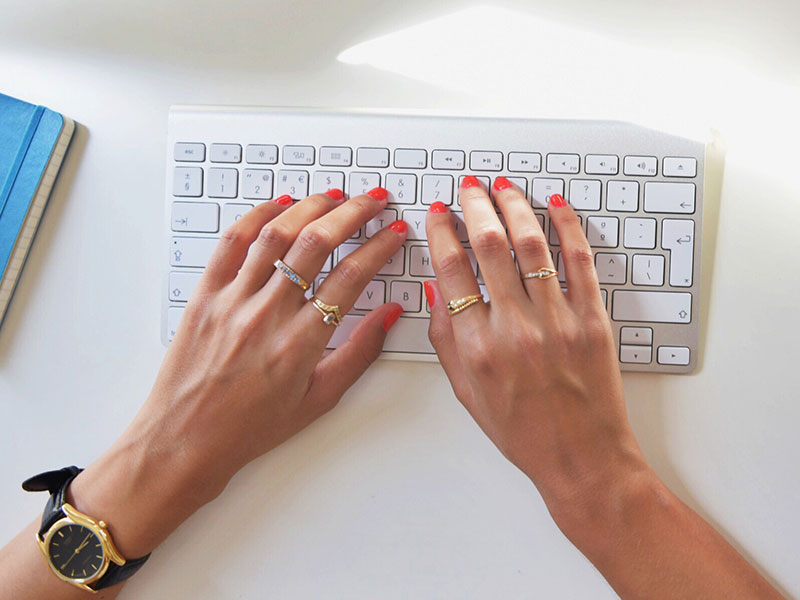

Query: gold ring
[311,296,343,326]
[274,259,310,291]
[521,267,558,281]
[447,294,484,316]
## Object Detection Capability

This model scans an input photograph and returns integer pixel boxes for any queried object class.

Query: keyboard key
[207,168,238,198]
[620,326,652,345]
[167,306,184,341]
[394,148,427,169]
[173,167,203,197]
[631,254,665,286]
[170,237,217,267]
[221,203,253,229]
[421,175,454,205]
[402,210,427,241]
[470,151,503,171]
[349,172,381,198]
[568,179,601,210]
[210,143,242,163]
[663,157,697,178]
[336,242,361,264]
[409,245,435,276]
[661,219,694,286]
[623,155,657,176]
[312,171,345,195]
[612,290,692,323]
[383,317,436,354]
[595,253,627,284]
[508,152,541,173]
[276,170,309,199]
[171,202,219,233]
[586,216,619,247]
[657,346,691,365]
[546,153,580,174]
[644,182,695,214]
[242,169,273,200]
[532,178,564,208]
[366,209,398,238]
[379,246,405,275]
[354,280,386,310]
[283,145,315,165]
[504,177,528,197]
[385,173,417,204]
[585,154,618,175]
[169,271,202,302]
[357,147,390,168]
[451,211,470,243]
[457,176,490,204]
[391,281,422,312]
[606,181,639,212]
[319,146,352,167]
[432,150,465,170]
[174,142,206,162]
[624,218,657,249]
[620,345,652,364]
[246,144,278,164]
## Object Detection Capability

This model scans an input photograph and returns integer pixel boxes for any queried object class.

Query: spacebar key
[326,315,436,354]
[612,290,692,324]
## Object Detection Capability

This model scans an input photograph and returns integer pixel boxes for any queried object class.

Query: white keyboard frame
[164,106,705,374]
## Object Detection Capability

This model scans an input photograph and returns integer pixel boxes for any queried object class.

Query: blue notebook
[0,94,74,327]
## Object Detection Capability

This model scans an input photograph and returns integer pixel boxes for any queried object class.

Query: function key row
[174,143,696,178]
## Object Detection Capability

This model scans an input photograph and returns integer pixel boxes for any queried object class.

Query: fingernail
[382,306,403,332]
[325,188,343,201]
[367,187,388,201]
[549,193,567,207]
[389,220,408,234]
[493,176,512,191]
[429,201,448,214]
[424,281,436,307]
[274,194,292,206]
[461,175,480,189]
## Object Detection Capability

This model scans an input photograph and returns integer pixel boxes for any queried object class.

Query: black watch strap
[22,466,150,591]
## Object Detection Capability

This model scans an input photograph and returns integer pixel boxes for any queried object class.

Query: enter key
[661,219,694,287]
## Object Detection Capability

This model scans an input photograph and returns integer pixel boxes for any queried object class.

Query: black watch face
[48,523,105,580]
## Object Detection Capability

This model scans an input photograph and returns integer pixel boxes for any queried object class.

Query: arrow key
[620,344,652,364]
[620,326,653,345]
[657,346,690,365]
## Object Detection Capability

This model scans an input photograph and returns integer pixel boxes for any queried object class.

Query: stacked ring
[447,294,484,316]
[274,259,310,291]
[311,297,343,327]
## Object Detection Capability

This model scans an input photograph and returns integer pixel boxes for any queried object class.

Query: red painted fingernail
[424,281,436,307]
[274,194,292,206]
[367,187,388,201]
[429,201,448,214]
[325,188,343,201]
[382,306,403,332]
[549,193,567,207]
[461,175,480,189]
[493,176,512,191]
[389,220,408,234]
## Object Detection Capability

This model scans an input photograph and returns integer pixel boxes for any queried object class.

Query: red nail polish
[274,194,292,206]
[382,306,403,332]
[493,176,512,191]
[389,220,408,234]
[367,187,388,201]
[424,281,436,307]
[429,201,448,214]
[325,188,343,201]
[549,193,567,207]
[461,175,480,189]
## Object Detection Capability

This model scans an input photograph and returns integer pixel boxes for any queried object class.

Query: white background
[1,1,799,598]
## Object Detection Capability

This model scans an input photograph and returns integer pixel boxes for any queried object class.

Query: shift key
[170,237,217,267]
[612,290,692,323]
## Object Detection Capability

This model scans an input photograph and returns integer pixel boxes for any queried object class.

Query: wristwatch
[22,466,150,593]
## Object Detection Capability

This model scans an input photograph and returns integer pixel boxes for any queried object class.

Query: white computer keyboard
[164,106,705,373]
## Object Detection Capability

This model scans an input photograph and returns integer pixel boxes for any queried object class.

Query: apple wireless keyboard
[164,106,705,373]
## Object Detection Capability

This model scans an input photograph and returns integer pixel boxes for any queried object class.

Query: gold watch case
[37,503,126,593]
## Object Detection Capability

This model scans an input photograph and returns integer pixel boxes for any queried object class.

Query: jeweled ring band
[273,259,310,291]
[521,267,558,281]
[447,294,484,316]
[311,297,343,326]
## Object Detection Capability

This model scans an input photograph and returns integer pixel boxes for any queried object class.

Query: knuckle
[514,231,549,257]
[427,320,449,349]
[297,224,333,254]
[565,246,594,268]
[437,249,472,279]
[219,226,246,250]
[471,227,509,254]
[256,222,293,251]
[334,256,365,285]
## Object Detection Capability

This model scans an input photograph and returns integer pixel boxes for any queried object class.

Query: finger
[548,193,603,309]
[458,176,524,303]
[425,202,487,337]
[491,177,563,306]
[298,220,407,343]
[235,188,344,294]
[303,303,403,417]
[264,187,389,301]
[200,199,290,290]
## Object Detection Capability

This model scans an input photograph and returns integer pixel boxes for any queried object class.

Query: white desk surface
[2,1,799,597]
